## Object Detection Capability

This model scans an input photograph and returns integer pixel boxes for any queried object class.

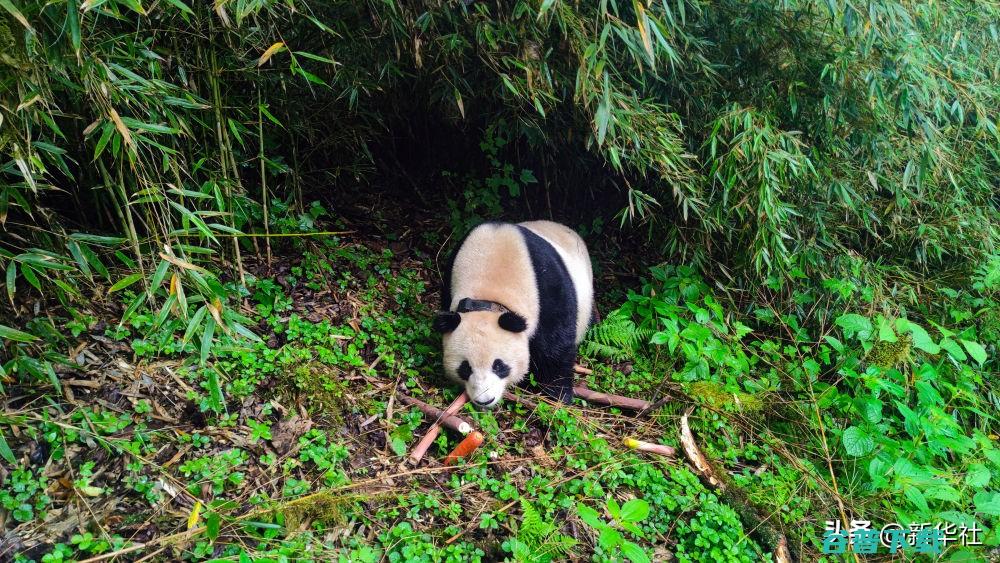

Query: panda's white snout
[472,394,499,408]
[466,371,506,410]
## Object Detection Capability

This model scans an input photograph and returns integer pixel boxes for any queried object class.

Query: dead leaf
[187,500,202,529]
[258,42,286,66]
[108,108,134,147]
[270,415,312,455]
[159,252,209,274]
[531,445,555,467]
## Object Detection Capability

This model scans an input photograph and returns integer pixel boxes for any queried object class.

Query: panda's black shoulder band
[455,298,511,315]
[452,298,527,333]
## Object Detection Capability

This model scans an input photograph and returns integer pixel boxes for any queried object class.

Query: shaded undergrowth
[2,231,997,562]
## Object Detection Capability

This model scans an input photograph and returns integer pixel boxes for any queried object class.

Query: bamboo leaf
[20,265,40,290]
[0,324,39,343]
[166,201,219,244]
[109,273,144,293]
[293,51,336,65]
[120,292,146,325]
[92,123,114,161]
[119,117,179,135]
[206,298,224,327]
[66,241,91,279]
[69,233,128,246]
[258,104,283,128]
[161,0,194,15]
[182,305,207,345]
[0,0,32,30]
[200,315,216,365]
[0,430,16,464]
[16,254,73,271]
[173,274,188,318]
[150,259,170,291]
[231,323,262,342]
[108,108,134,148]
[152,295,177,330]
[634,0,654,64]
[45,361,61,395]
[538,0,557,19]
[205,366,223,412]
[6,262,16,303]
[188,501,203,529]
[67,0,81,55]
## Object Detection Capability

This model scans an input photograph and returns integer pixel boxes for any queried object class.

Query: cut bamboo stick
[407,392,468,465]
[623,437,676,457]
[573,386,651,410]
[679,409,796,561]
[398,393,472,435]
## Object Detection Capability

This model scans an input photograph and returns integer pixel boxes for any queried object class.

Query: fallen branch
[679,409,797,562]
[408,392,468,465]
[573,364,593,375]
[398,393,472,435]
[573,386,651,411]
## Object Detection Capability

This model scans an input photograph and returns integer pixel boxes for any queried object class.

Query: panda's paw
[538,382,574,405]
[556,386,574,405]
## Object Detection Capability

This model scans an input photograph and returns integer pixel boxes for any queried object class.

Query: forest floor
[4,196,994,562]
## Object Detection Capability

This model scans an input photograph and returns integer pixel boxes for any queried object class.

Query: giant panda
[432,221,594,409]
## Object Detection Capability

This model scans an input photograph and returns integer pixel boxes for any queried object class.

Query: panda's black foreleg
[531,351,576,405]
[549,371,575,404]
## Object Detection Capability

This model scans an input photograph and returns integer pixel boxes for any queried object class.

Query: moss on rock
[277,361,352,424]
[687,381,763,412]
[866,335,912,369]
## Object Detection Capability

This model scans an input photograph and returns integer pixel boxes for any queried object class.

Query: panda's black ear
[498,311,527,333]
[433,311,461,333]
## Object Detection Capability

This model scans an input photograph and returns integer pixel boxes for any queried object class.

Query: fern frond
[514,499,576,563]
[582,308,650,361]
[518,498,545,546]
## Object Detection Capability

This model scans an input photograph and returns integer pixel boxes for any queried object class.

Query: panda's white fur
[434,221,594,408]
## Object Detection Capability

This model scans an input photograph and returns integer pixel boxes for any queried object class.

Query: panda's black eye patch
[492,359,510,379]
[457,360,472,381]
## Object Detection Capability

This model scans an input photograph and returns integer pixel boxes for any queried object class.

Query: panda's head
[433,309,529,409]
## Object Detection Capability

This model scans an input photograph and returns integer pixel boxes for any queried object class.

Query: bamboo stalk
[257,88,272,267]
[398,393,472,435]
